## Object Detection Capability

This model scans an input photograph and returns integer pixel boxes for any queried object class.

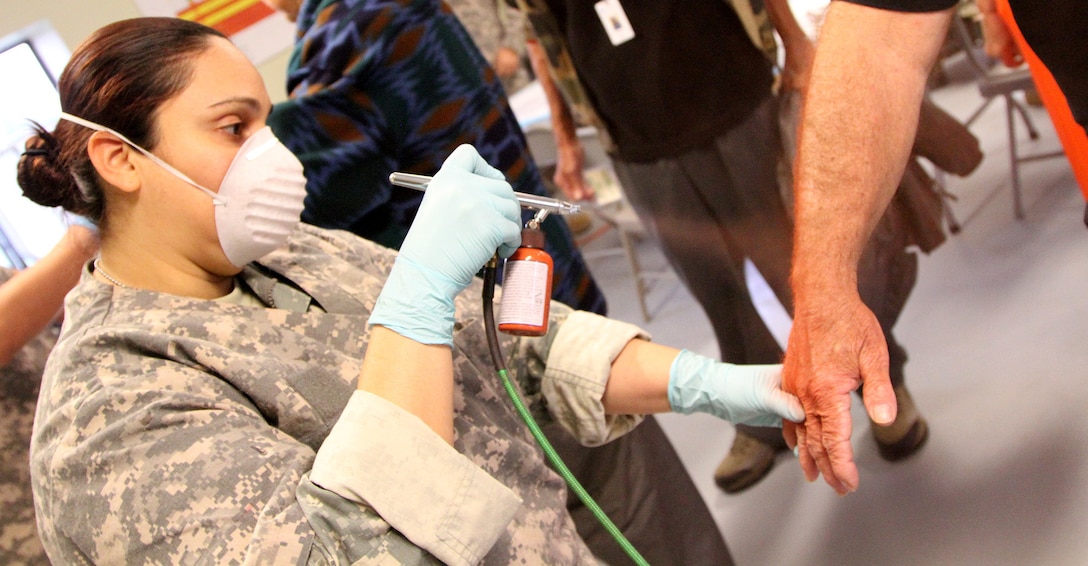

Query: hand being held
[781,294,895,495]
[369,145,522,346]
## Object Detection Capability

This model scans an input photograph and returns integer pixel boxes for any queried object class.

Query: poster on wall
[133,0,295,65]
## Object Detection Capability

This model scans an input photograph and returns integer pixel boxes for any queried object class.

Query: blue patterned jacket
[268,0,606,315]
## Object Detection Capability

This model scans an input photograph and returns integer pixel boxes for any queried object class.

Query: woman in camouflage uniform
[21,17,801,565]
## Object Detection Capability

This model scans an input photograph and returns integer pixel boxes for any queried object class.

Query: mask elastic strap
[59,112,226,205]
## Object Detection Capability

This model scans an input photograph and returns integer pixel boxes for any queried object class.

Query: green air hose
[481,257,650,566]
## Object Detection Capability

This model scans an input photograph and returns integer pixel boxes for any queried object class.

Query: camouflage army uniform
[31,224,648,565]
[447,0,531,94]
[0,268,52,564]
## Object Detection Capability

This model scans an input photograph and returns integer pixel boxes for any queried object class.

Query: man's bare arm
[525,39,591,201]
[783,1,952,493]
[764,0,815,92]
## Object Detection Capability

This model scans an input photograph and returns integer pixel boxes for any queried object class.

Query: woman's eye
[223,123,243,136]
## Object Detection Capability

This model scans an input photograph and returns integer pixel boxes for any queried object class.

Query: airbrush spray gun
[389,172,580,336]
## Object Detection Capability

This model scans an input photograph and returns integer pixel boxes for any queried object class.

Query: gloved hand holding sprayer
[372,144,804,426]
[369,144,804,563]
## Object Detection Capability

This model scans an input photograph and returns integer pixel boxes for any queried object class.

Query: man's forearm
[765,0,810,51]
[526,40,578,145]
[525,38,591,199]
[791,2,951,299]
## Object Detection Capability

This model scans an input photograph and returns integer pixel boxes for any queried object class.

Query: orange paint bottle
[498,226,553,336]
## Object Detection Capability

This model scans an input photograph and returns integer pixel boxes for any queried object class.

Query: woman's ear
[86,131,141,193]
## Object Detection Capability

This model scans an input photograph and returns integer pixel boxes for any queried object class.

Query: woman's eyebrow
[207,96,264,112]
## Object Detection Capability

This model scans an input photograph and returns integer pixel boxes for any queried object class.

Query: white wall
[1,1,293,103]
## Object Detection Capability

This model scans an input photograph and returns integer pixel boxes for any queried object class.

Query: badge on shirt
[594,0,635,46]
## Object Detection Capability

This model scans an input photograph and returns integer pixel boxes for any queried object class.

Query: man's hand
[783,0,949,494]
[782,292,897,494]
[977,0,1023,67]
[780,36,815,94]
[553,139,594,202]
[980,14,1023,67]
[493,47,521,79]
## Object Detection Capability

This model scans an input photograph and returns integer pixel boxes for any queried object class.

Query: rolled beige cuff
[542,310,649,446]
[312,390,521,565]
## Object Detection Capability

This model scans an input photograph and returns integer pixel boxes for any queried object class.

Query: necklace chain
[94,258,129,288]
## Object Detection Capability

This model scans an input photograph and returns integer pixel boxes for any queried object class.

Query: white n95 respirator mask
[60,112,307,268]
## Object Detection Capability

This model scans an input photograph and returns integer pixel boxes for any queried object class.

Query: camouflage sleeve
[39,355,494,565]
[498,0,528,57]
[303,391,521,566]
[511,306,650,446]
[36,359,318,564]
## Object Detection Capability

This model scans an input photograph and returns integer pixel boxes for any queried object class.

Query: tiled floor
[574,70,1088,564]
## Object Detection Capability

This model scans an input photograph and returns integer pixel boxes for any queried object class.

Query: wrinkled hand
[553,139,594,202]
[369,145,522,346]
[782,293,896,494]
[668,350,805,427]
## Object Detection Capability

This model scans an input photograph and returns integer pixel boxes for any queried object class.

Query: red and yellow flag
[178,0,275,37]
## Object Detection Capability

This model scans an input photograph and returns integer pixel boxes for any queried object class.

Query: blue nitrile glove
[64,212,98,233]
[368,145,522,346]
[668,350,805,427]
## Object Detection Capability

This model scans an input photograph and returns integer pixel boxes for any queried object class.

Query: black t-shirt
[546,0,774,162]
[840,0,956,11]
[841,0,1086,132]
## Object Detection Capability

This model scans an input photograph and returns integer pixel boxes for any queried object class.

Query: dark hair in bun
[15,17,227,228]
[18,124,101,220]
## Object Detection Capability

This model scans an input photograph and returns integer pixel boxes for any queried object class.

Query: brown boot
[714,431,780,493]
[871,384,930,462]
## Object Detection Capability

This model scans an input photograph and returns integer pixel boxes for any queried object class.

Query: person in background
[515,0,828,496]
[0,219,97,564]
[447,0,532,95]
[0,221,97,366]
[23,17,804,564]
[784,0,1085,494]
[263,0,604,317]
[517,0,961,496]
